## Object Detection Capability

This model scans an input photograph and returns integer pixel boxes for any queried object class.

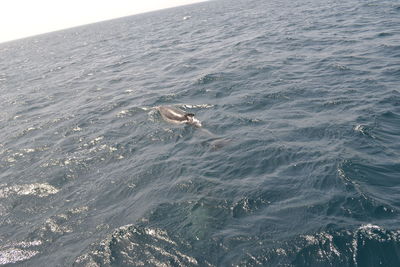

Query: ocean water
[1,0,400,265]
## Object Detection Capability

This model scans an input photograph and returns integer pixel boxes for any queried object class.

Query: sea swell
[1,0,400,265]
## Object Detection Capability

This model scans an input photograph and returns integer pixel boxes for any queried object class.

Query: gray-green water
[1,0,400,266]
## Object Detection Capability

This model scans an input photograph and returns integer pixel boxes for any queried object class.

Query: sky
[0,0,207,43]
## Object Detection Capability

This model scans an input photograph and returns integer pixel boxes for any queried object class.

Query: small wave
[116,109,129,118]
[336,160,397,219]
[232,196,271,218]
[0,205,91,265]
[195,73,226,85]
[0,241,42,265]
[377,32,394,38]
[140,106,152,111]
[74,224,198,266]
[290,225,400,266]
[353,124,376,139]
[1,146,50,165]
[0,183,59,198]
[180,104,214,109]
[149,104,214,110]
[332,63,351,71]
[353,124,368,135]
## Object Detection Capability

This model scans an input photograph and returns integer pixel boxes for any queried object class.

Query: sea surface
[1,0,400,266]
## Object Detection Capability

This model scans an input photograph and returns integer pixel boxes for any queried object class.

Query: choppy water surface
[1,0,400,265]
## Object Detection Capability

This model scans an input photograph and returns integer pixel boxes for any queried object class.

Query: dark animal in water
[157,106,202,127]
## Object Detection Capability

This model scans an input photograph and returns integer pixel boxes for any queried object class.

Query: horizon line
[0,0,209,45]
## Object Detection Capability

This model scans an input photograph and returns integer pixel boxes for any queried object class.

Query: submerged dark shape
[209,137,232,150]
[157,106,202,127]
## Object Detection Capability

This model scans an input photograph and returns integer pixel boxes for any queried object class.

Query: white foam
[145,228,177,246]
[117,110,129,117]
[182,104,214,109]
[0,240,42,265]
[0,183,59,198]
[354,124,370,136]
[0,248,39,265]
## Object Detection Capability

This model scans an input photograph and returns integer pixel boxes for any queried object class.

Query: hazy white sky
[0,0,207,43]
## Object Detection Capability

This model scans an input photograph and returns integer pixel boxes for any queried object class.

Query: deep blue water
[1,0,400,266]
